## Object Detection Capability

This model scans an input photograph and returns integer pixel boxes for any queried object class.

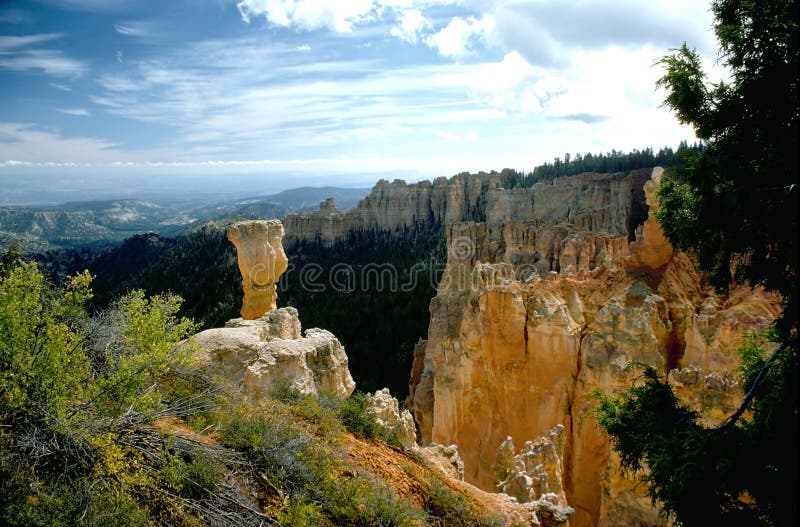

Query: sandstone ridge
[407,168,781,527]
[283,169,651,249]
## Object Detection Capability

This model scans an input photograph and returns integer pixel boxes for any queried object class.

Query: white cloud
[58,108,90,116]
[0,33,63,50]
[114,23,147,36]
[0,2,713,178]
[466,51,548,113]
[0,33,86,77]
[390,8,431,44]
[49,82,72,91]
[80,23,700,173]
[0,49,86,77]
[237,0,377,32]
[424,15,487,57]
[0,123,118,164]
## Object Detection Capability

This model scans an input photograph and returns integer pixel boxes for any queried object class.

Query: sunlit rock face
[364,388,417,450]
[407,168,781,527]
[190,307,355,399]
[227,220,288,319]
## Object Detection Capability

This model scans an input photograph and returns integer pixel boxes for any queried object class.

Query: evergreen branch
[717,341,788,431]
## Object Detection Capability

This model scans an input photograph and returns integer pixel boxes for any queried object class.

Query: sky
[0,0,722,200]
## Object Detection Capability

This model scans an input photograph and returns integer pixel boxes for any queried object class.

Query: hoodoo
[227,219,289,319]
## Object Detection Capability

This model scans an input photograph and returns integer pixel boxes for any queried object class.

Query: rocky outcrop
[364,388,417,449]
[494,426,575,527]
[407,168,781,526]
[227,220,289,319]
[416,443,465,482]
[496,426,567,504]
[191,307,355,399]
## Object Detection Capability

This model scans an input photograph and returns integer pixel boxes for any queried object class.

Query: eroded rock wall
[283,171,511,245]
[407,168,781,526]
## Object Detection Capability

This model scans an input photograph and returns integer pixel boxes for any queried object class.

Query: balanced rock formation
[227,220,288,319]
[407,168,781,526]
[191,307,355,399]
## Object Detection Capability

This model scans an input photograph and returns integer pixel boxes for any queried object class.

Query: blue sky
[0,0,721,194]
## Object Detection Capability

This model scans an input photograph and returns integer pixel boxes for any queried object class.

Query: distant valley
[0,186,370,251]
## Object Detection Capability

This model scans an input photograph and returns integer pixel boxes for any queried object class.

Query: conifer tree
[594,1,798,525]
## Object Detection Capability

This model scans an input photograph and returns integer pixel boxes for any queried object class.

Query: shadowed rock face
[227,220,288,319]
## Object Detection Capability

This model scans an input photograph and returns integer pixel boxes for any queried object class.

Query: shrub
[424,480,474,527]
[337,392,382,439]
[221,404,423,526]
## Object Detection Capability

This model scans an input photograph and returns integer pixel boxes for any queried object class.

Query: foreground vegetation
[0,255,506,526]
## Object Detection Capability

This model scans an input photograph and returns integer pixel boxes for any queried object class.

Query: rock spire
[227,220,288,319]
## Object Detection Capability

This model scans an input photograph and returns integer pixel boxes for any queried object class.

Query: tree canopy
[594,1,798,525]
[654,0,798,325]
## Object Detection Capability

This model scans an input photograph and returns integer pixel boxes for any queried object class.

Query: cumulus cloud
[425,15,489,57]
[485,0,716,67]
[231,1,716,65]
[390,8,431,44]
[0,1,709,175]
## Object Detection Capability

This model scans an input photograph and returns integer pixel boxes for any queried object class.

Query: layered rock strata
[227,220,289,319]
[191,306,355,399]
[407,168,781,526]
[283,171,513,245]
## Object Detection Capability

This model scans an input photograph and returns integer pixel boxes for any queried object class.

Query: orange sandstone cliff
[406,168,781,526]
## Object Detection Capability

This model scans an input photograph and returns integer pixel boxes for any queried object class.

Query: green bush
[0,260,225,526]
[424,480,474,527]
[221,404,422,526]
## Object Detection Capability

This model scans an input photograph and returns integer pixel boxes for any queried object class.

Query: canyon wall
[283,171,512,244]
[275,167,779,525]
[406,168,781,526]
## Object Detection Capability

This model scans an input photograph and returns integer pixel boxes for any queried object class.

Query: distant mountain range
[0,186,370,251]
